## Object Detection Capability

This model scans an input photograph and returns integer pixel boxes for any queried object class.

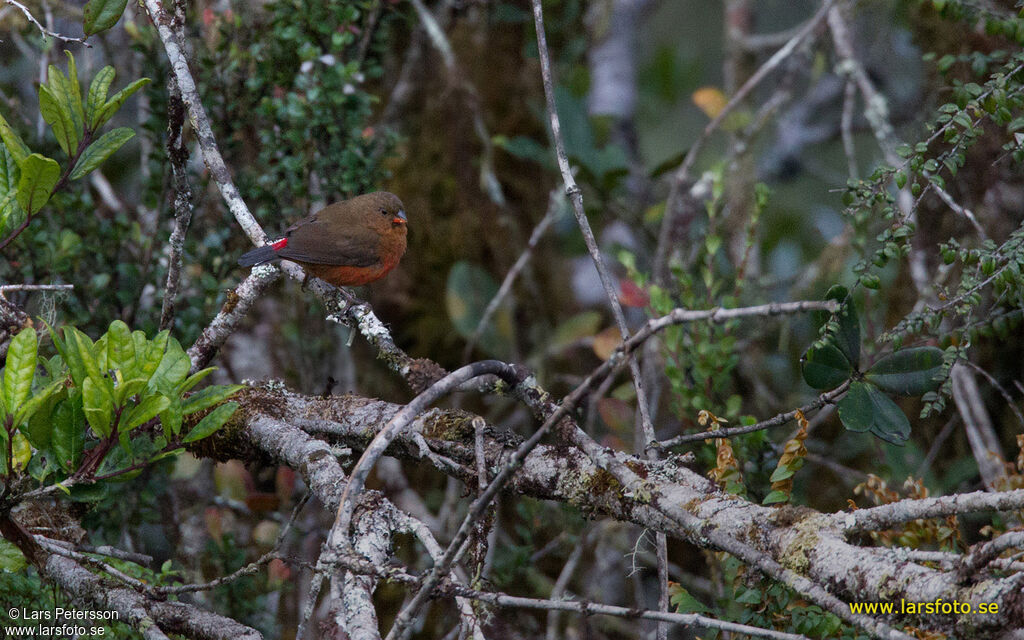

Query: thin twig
[529,0,656,453]
[3,0,90,45]
[0,283,73,295]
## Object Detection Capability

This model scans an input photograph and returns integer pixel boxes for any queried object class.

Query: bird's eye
[380,208,388,216]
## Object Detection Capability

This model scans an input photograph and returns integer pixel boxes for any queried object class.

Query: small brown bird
[238,192,408,287]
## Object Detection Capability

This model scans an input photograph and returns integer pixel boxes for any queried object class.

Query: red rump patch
[270,238,288,251]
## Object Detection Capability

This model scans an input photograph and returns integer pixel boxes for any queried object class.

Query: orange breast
[301,262,393,286]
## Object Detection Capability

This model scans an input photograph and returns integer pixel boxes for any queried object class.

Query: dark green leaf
[183,402,238,443]
[0,145,26,237]
[124,394,171,431]
[16,153,60,215]
[15,378,64,428]
[69,127,135,180]
[865,347,945,396]
[0,113,31,165]
[0,538,27,572]
[825,285,860,367]
[95,78,151,130]
[83,0,129,36]
[801,341,853,390]
[52,398,85,472]
[63,52,86,134]
[39,80,78,157]
[837,381,910,444]
[159,398,183,439]
[182,384,243,416]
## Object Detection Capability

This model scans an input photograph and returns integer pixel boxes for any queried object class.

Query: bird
[238,192,408,287]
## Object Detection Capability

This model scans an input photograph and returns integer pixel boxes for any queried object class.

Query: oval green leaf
[3,327,37,416]
[837,381,911,444]
[16,153,60,215]
[183,401,238,443]
[865,347,945,396]
[87,66,116,129]
[0,113,31,166]
[70,127,135,180]
[83,0,129,36]
[801,340,854,390]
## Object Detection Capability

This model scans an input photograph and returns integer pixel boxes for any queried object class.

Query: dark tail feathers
[238,245,280,267]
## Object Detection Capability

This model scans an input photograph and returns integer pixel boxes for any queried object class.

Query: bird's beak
[393,210,407,225]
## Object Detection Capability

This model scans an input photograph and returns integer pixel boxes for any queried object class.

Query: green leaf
[445,260,513,359]
[183,401,238,443]
[105,320,136,374]
[15,377,64,428]
[769,462,801,483]
[824,285,860,367]
[95,78,151,130]
[52,397,85,472]
[668,585,710,614]
[762,490,791,505]
[149,339,191,394]
[39,88,77,159]
[0,112,31,165]
[837,381,910,444]
[0,537,27,572]
[69,127,135,180]
[801,341,854,390]
[182,384,244,416]
[865,347,945,396]
[87,66,115,130]
[83,0,129,36]
[0,145,26,237]
[82,376,114,438]
[63,52,86,134]
[67,327,103,387]
[54,327,85,388]
[149,448,185,464]
[16,153,60,215]
[179,368,215,394]
[159,398,183,438]
[23,383,65,449]
[124,394,171,431]
[3,328,37,417]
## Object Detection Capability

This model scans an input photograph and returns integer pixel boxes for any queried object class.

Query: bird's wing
[277,215,381,266]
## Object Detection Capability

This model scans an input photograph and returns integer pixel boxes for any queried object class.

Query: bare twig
[3,0,90,45]
[658,383,847,448]
[529,0,656,453]
[0,283,73,295]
